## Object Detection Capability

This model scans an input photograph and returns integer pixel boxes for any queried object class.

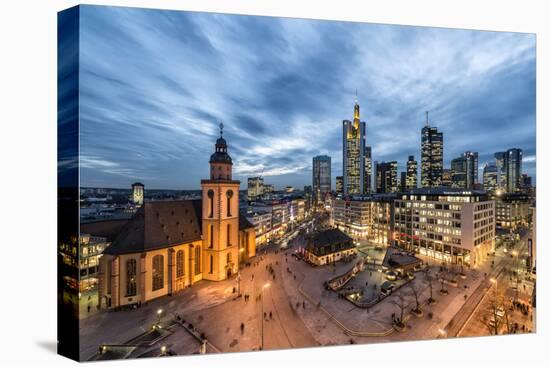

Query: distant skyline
[78,6,536,190]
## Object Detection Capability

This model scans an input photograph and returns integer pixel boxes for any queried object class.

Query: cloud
[77,5,536,189]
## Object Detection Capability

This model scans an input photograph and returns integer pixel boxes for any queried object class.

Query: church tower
[201,123,240,281]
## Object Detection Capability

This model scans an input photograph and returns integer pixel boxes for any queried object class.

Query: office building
[406,155,418,190]
[247,176,264,201]
[483,162,499,192]
[343,97,367,196]
[364,146,372,194]
[313,155,332,203]
[495,192,530,229]
[376,161,398,193]
[420,113,443,187]
[394,187,495,267]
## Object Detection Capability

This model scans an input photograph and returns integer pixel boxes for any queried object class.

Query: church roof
[104,199,254,255]
[104,200,202,255]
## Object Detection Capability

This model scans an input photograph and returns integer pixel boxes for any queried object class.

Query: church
[98,125,256,309]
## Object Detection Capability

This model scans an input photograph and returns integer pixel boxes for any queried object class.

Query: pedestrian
[264,312,267,319]
[269,311,273,319]
[302,301,306,309]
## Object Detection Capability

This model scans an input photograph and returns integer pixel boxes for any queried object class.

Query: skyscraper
[420,112,443,187]
[364,146,372,194]
[483,162,499,192]
[495,148,523,192]
[494,151,507,190]
[343,96,366,196]
[313,155,332,202]
[506,148,523,192]
[451,156,467,188]
[464,151,479,189]
[400,171,407,192]
[406,155,418,190]
[450,151,478,189]
[131,182,144,206]
[376,161,398,193]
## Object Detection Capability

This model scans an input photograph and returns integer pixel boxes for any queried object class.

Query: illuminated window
[152,255,164,291]
[176,250,184,278]
[126,259,137,296]
[194,246,201,274]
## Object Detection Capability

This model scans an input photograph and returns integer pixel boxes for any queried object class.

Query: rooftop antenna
[425,111,429,126]
[355,89,358,104]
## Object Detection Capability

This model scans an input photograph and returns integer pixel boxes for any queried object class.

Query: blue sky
[77,5,536,190]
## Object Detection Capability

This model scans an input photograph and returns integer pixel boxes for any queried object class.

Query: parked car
[381,281,395,295]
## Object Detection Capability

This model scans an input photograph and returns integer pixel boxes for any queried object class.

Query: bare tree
[423,267,436,303]
[408,282,423,316]
[391,290,407,328]
[439,272,449,295]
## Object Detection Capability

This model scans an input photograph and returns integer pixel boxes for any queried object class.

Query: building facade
[343,98,367,196]
[332,194,395,245]
[394,188,495,267]
[336,176,344,196]
[495,192,530,229]
[421,114,443,187]
[451,151,478,189]
[364,146,372,194]
[302,228,357,266]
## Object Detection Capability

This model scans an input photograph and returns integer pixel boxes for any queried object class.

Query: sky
[76,5,536,190]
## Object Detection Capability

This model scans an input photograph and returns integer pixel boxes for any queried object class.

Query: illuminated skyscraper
[506,148,523,192]
[376,161,398,193]
[343,96,366,196]
[494,151,507,190]
[420,112,443,187]
[483,162,499,192]
[313,155,332,202]
[364,146,372,194]
[406,155,418,190]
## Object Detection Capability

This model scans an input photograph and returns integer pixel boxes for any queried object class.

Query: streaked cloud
[77,5,536,189]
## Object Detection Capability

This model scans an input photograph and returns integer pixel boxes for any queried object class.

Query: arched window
[176,250,184,278]
[226,223,232,247]
[152,255,164,291]
[126,259,137,296]
[226,190,233,217]
[209,224,214,248]
[194,246,201,274]
[207,190,214,218]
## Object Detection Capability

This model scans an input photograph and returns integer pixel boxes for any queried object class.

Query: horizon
[77,6,536,190]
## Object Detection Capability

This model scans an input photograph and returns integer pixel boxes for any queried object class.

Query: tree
[423,267,436,303]
[478,279,512,335]
[439,270,449,295]
[408,282,423,316]
[391,290,407,329]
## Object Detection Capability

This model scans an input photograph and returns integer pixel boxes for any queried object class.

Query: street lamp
[438,328,447,338]
[260,283,271,350]
[160,346,167,356]
[157,308,163,325]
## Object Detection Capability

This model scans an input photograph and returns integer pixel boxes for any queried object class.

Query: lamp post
[156,308,163,325]
[260,283,270,350]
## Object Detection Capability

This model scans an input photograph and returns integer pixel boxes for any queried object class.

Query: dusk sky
[78,5,536,190]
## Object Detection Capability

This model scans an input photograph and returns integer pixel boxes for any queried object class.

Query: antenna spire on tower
[425,111,429,126]
[219,122,224,136]
[355,89,358,104]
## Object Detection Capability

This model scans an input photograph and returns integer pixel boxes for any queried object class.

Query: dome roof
[210,123,232,164]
